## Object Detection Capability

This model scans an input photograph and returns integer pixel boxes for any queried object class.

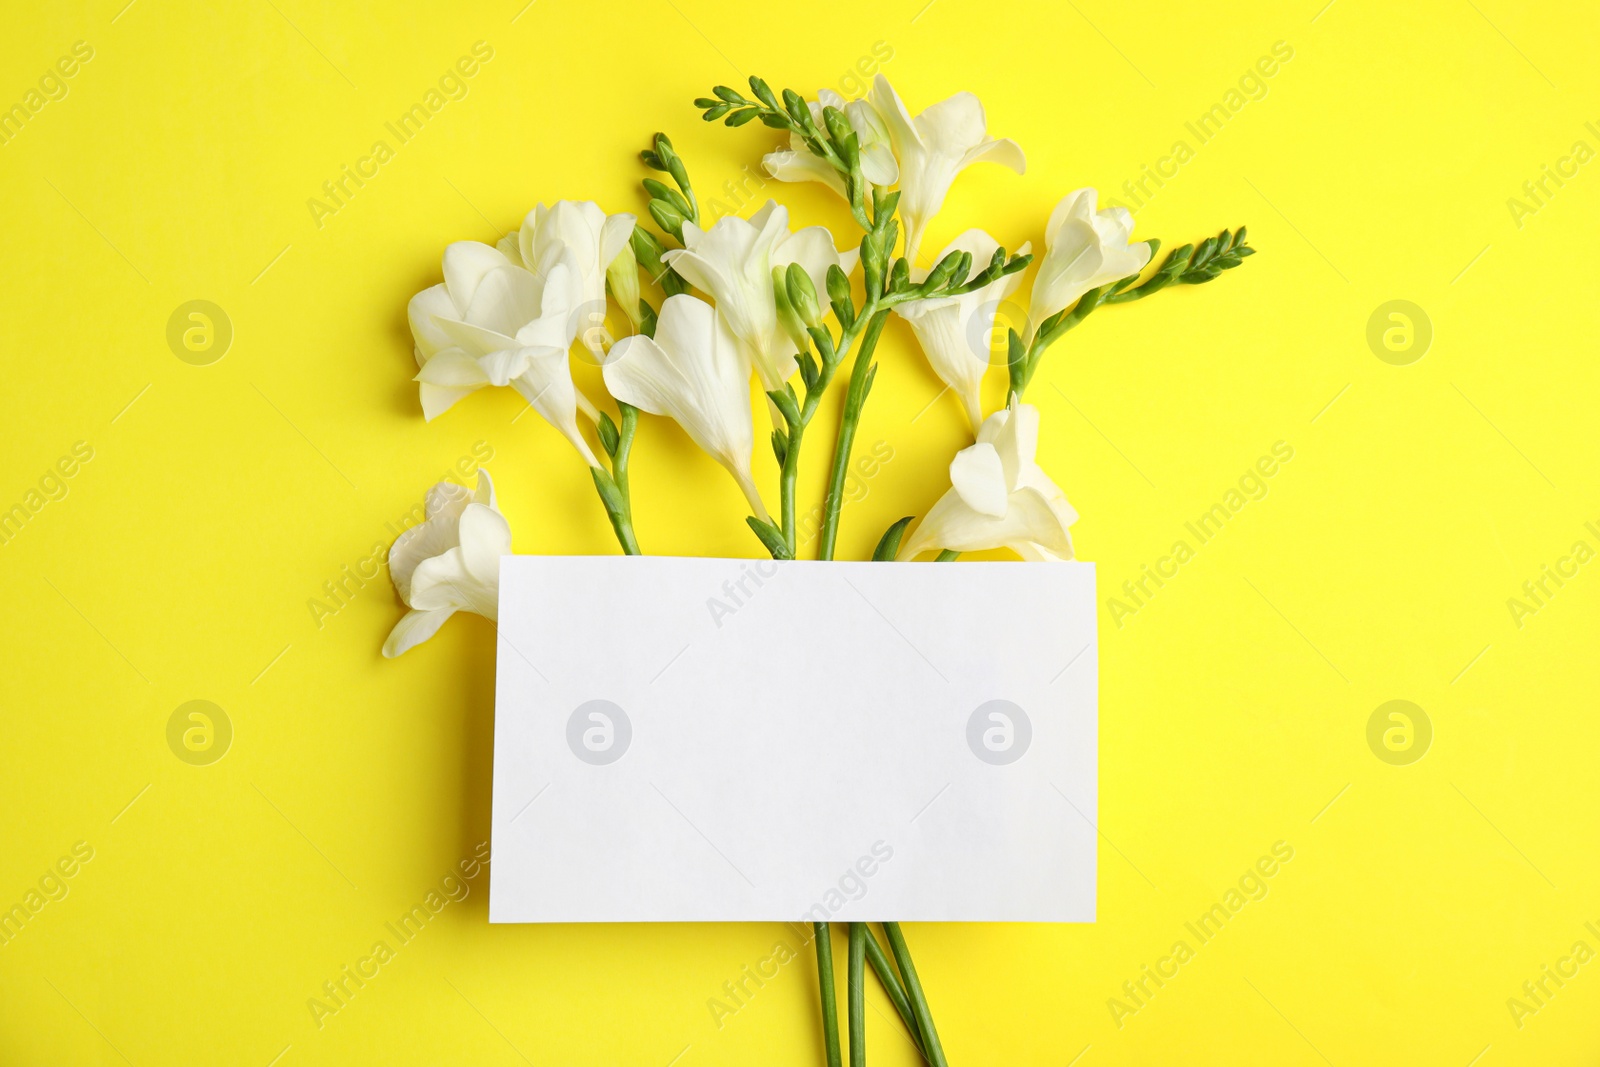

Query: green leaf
[771,427,789,467]
[701,103,731,121]
[746,516,793,560]
[712,85,744,103]
[758,111,791,129]
[726,108,760,127]
[872,517,915,561]
[597,412,620,457]
[798,350,820,390]
[807,325,837,366]
[1007,328,1026,368]
[590,467,625,515]
[769,385,802,428]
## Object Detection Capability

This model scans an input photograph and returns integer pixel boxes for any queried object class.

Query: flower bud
[785,263,822,329]
[606,241,642,330]
[648,200,685,241]
[772,266,809,352]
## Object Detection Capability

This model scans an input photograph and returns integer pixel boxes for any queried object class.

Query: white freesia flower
[497,200,637,359]
[662,200,859,390]
[893,229,1030,433]
[867,75,1025,266]
[602,294,769,521]
[383,470,511,658]
[409,241,599,465]
[1027,188,1152,332]
[898,399,1076,561]
[763,90,899,197]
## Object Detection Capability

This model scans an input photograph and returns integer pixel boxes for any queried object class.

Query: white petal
[510,359,599,466]
[601,334,687,419]
[895,296,986,431]
[495,233,523,266]
[473,468,496,507]
[424,480,473,521]
[602,295,758,512]
[465,265,542,337]
[660,247,723,300]
[989,398,1040,490]
[1046,189,1098,246]
[476,347,533,387]
[382,608,456,658]
[389,487,469,601]
[868,75,922,155]
[949,442,1008,517]
[747,200,780,230]
[419,383,479,422]
[414,349,491,387]
[409,548,481,614]
[441,242,509,316]
[959,137,1026,174]
[458,502,511,594]
[430,315,519,359]
[915,91,988,154]
[899,484,1072,560]
[859,142,899,187]
[599,213,637,271]
[408,284,456,362]
[762,149,847,195]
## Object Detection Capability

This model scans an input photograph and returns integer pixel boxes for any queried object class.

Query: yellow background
[3,0,1597,1062]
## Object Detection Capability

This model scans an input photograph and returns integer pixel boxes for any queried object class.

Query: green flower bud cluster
[638,133,697,242]
[697,77,875,230]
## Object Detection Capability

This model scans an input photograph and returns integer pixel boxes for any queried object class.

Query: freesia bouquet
[384,72,1254,1063]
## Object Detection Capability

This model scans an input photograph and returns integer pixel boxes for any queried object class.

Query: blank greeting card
[489,555,1097,923]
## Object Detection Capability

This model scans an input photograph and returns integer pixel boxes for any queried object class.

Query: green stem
[848,923,867,1067]
[778,358,837,555]
[864,927,923,1058]
[934,550,960,562]
[883,923,947,1067]
[779,419,802,552]
[614,404,640,555]
[815,922,843,1067]
[1012,288,1106,399]
[590,405,641,555]
[817,309,890,560]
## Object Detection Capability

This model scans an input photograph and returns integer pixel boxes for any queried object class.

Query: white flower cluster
[384,73,1250,655]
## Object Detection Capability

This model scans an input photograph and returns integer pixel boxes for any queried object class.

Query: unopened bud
[785,263,822,329]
